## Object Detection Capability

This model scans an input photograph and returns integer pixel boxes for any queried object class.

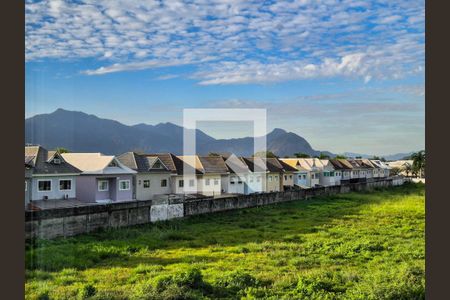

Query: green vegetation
[294,152,310,158]
[26,183,425,299]
[253,151,278,158]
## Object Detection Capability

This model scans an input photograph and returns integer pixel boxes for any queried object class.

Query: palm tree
[404,164,412,177]
[411,150,425,178]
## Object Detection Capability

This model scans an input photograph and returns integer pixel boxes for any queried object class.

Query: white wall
[198,174,222,196]
[135,173,172,200]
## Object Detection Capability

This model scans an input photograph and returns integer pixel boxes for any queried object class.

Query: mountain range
[25,109,412,159]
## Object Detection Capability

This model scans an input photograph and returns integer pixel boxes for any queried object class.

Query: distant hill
[25,109,328,157]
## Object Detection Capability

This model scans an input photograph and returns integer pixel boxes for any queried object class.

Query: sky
[25,0,425,156]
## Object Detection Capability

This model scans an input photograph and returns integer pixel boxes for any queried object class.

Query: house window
[179,180,184,187]
[268,176,272,182]
[98,180,109,191]
[214,179,219,185]
[53,158,61,164]
[230,181,235,185]
[153,160,163,169]
[189,179,195,187]
[119,180,130,190]
[59,179,72,191]
[205,178,210,186]
[274,175,278,181]
[108,161,117,167]
[303,175,306,179]
[143,180,150,188]
[284,175,287,180]
[161,179,167,187]
[330,171,335,176]
[289,175,292,179]
[38,180,52,192]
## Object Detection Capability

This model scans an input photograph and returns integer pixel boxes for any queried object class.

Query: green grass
[25,183,425,299]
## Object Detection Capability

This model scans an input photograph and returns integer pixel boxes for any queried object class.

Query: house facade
[220,154,249,194]
[317,159,337,186]
[280,158,320,188]
[61,153,136,203]
[371,160,391,178]
[117,152,173,200]
[242,157,267,193]
[25,146,80,205]
[198,156,229,196]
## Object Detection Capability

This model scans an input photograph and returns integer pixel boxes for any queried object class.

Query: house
[61,153,136,203]
[318,159,337,186]
[117,152,173,200]
[25,146,81,205]
[263,158,284,192]
[280,158,320,188]
[371,160,391,178]
[197,156,229,196]
[356,159,376,182]
[277,159,301,189]
[329,159,352,184]
[241,157,267,193]
[221,154,250,194]
[173,155,204,195]
[346,159,365,183]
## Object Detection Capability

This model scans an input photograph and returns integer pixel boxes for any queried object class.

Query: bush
[215,270,259,295]
[78,283,96,299]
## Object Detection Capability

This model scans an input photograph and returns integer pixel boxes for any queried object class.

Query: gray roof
[117,152,171,173]
[198,156,229,174]
[25,146,81,175]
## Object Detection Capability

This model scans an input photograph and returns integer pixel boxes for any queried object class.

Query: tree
[208,152,221,157]
[56,147,70,153]
[318,153,330,159]
[410,150,425,178]
[253,151,278,158]
[404,163,412,177]
[390,167,401,176]
[294,153,310,158]
[335,154,347,159]
[355,156,362,159]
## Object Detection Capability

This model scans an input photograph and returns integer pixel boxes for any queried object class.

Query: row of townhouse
[24,146,391,208]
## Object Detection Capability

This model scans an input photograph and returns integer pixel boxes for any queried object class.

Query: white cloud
[26,0,425,84]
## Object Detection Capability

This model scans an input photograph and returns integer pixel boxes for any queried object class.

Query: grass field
[25,183,425,300]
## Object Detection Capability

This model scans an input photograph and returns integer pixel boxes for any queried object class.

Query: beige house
[117,152,173,200]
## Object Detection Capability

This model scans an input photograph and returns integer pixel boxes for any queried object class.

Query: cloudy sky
[25,0,425,155]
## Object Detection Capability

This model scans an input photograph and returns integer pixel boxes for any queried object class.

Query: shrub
[215,270,259,294]
[78,283,96,299]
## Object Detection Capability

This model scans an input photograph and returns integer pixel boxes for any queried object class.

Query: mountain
[342,151,417,161]
[25,109,329,157]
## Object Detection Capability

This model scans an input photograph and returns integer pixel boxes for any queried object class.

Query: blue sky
[25,0,425,155]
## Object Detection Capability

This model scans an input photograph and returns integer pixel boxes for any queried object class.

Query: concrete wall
[25,178,401,240]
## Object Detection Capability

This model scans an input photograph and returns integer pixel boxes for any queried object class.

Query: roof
[346,159,363,169]
[198,156,229,174]
[61,153,136,175]
[278,159,299,172]
[357,159,376,169]
[279,158,309,172]
[297,158,323,172]
[371,160,391,170]
[117,152,171,173]
[177,155,204,175]
[329,159,352,170]
[264,158,284,173]
[24,146,81,175]
[222,154,251,174]
[242,157,267,173]
[337,159,354,169]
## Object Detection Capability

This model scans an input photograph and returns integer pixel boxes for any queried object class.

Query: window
[143,180,150,188]
[53,158,61,164]
[330,171,335,177]
[25,181,27,191]
[59,179,72,191]
[98,180,109,191]
[38,180,51,191]
[179,180,184,187]
[268,175,272,182]
[298,175,302,179]
[284,175,287,180]
[303,175,306,179]
[274,175,278,181]
[205,178,210,186]
[189,179,195,187]
[153,160,163,169]
[214,179,219,185]
[161,179,167,187]
[230,181,235,185]
[119,180,130,190]
[108,161,117,167]
[289,175,292,179]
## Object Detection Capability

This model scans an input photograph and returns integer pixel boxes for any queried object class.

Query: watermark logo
[182,109,267,194]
